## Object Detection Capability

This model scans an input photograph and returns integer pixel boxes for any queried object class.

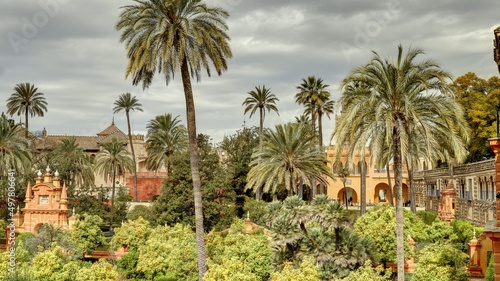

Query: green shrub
[242,196,268,226]
[412,242,469,281]
[486,253,494,281]
[417,211,437,225]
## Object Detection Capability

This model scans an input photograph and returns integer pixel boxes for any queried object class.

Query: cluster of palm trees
[2,0,471,280]
[332,45,469,280]
[1,84,188,230]
[242,76,336,200]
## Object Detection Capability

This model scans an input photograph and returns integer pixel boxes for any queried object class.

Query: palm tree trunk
[126,111,139,202]
[310,105,317,199]
[180,56,207,280]
[408,166,416,214]
[255,107,263,200]
[318,111,323,147]
[299,176,304,199]
[386,163,394,206]
[317,112,325,195]
[24,110,28,138]
[360,157,366,214]
[109,163,116,229]
[393,129,405,281]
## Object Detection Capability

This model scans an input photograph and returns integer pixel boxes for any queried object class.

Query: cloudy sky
[1,0,499,144]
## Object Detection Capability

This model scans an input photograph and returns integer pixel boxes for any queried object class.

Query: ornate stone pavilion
[13,167,76,234]
[35,121,166,201]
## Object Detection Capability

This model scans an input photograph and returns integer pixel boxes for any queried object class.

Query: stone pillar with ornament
[438,181,457,223]
[484,26,500,279]
[468,231,483,278]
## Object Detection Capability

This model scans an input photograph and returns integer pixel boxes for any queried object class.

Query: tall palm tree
[6,83,48,138]
[333,45,469,280]
[0,113,31,177]
[116,1,232,278]
[51,137,95,189]
[246,123,333,197]
[94,137,133,228]
[304,95,334,195]
[305,93,334,148]
[145,113,187,174]
[295,76,330,144]
[242,85,279,200]
[113,93,143,202]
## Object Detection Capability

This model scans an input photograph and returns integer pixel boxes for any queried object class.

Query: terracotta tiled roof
[42,135,101,151]
[35,123,129,152]
[97,123,126,137]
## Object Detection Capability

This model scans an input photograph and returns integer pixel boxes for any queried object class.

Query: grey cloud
[1,0,500,143]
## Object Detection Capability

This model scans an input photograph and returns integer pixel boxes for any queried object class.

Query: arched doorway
[337,188,358,206]
[402,183,409,203]
[374,183,390,204]
[391,184,410,203]
[34,223,43,234]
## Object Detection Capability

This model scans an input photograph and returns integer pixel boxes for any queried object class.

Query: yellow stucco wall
[325,147,409,205]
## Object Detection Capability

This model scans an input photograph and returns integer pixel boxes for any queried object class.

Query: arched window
[345,161,354,175]
[355,162,361,175]
[479,178,484,200]
[459,179,466,199]
[332,160,343,174]
[491,176,496,201]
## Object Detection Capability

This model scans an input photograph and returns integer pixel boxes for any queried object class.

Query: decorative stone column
[468,233,483,277]
[438,181,457,223]
[404,236,416,273]
[484,138,500,279]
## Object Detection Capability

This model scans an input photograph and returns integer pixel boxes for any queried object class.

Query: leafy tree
[113,92,144,201]
[6,82,47,138]
[111,217,151,250]
[205,219,271,280]
[242,85,280,200]
[332,261,392,281]
[266,195,373,279]
[22,223,79,258]
[117,248,145,280]
[30,246,67,281]
[145,113,187,174]
[270,258,321,281]
[354,205,416,268]
[137,224,198,280]
[70,214,107,254]
[116,0,233,278]
[242,196,269,226]
[204,259,259,281]
[70,193,109,223]
[333,45,469,281]
[417,210,438,225]
[451,72,500,162]
[74,260,119,281]
[246,123,333,197]
[127,204,155,222]
[412,243,469,281]
[219,126,259,197]
[153,134,236,231]
[450,219,484,252]
[94,137,133,228]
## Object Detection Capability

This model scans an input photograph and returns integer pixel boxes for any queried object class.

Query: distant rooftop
[36,122,128,152]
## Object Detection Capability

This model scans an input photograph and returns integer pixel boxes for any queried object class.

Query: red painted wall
[125,172,166,201]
